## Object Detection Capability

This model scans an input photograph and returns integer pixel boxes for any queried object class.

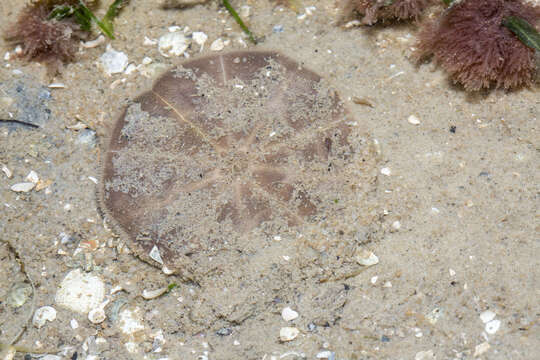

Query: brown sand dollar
[100,51,378,279]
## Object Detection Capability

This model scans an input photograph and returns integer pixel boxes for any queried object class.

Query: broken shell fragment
[88,307,107,324]
[10,182,35,192]
[355,249,379,266]
[33,306,57,328]
[142,287,169,300]
[281,307,299,321]
[280,327,299,341]
[55,269,105,314]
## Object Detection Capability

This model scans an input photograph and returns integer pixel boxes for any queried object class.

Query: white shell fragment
[88,307,107,324]
[408,114,421,125]
[149,245,164,264]
[281,307,299,321]
[355,249,379,267]
[474,342,491,357]
[82,35,106,48]
[192,31,208,50]
[485,319,501,334]
[279,327,299,342]
[55,269,106,314]
[118,307,145,335]
[10,182,35,192]
[26,170,39,183]
[210,38,225,51]
[480,310,496,323]
[158,32,190,57]
[142,287,168,300]
[380,167,391,176]
[99,45,129,76]
[33,306,57,328]
[1,164,12,178]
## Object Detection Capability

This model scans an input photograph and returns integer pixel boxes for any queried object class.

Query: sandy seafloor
[0,1,539,359]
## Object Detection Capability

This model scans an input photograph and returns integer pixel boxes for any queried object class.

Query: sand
[0,1,538,359]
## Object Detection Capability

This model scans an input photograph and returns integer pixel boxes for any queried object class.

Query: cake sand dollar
[100,50,380,281]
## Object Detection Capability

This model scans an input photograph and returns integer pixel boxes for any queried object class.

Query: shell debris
[99,45,129,76]
[158,31,190,57]
[10,182,35,192]
[55,269,106,314]
[33,306,57,328]
[279,327,299,341]
[281,307,299,321]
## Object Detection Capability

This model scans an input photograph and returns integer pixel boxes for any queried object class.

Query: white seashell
[10,182,35,192]
[408,115,421,125]
[149,245,164,264]
[380,167,391,176]
[55,269,105,314]
[281,307,299,321]
[88,307,106,324]
[192,32,208,47]
[1,164,12,178]
[480,310,496,323]
[82,35,106,48]
[26,170,39,184]
[316,351,334,359]
[99,45,129,76]
[33,306,57,328]
[279,327,299,341]
[158,32,190,57]
[118,307,145,335]
[210,38,225,52]
[142,287,168,300]
[48,83,66,89]
[485,319,501,334]
[355,249,379,267]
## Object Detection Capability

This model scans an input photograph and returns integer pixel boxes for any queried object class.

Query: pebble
[355,249,379,267]
[6,282,32,307]
[279,327,299,341]
[55,269,105,314]
[70,319,79,329]
[10,182,35,192]
[380,167,391,176]
[391,220,401,230]
[33,306,57,328]
[158,31,190,57]
[99,45,129,76]
[408,115,421,125]
[210,38,225,51]
[370,276,378,284]
[281,307,299,321]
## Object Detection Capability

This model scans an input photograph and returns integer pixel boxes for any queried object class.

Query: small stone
[210,38,225,51]
[158,31,190,57]
[99,45,129,76]
[33,306,57,328]
[6,282,32,308]
[216,327,232,336]
[281,307,299,321]
[408,115,421,125]
[370,276,378,284]
[415,350,434,360]
[391,220,401,230]
[485,319,501,334]
[480,310,496,323]
[449,268,456,276]
[474,342,490,357]
[10,182,35,192]
[380,167,391,176]
[383,281,392,288]
[279,327,299,341]
[70,319,79,329]
[355,249,379,267]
